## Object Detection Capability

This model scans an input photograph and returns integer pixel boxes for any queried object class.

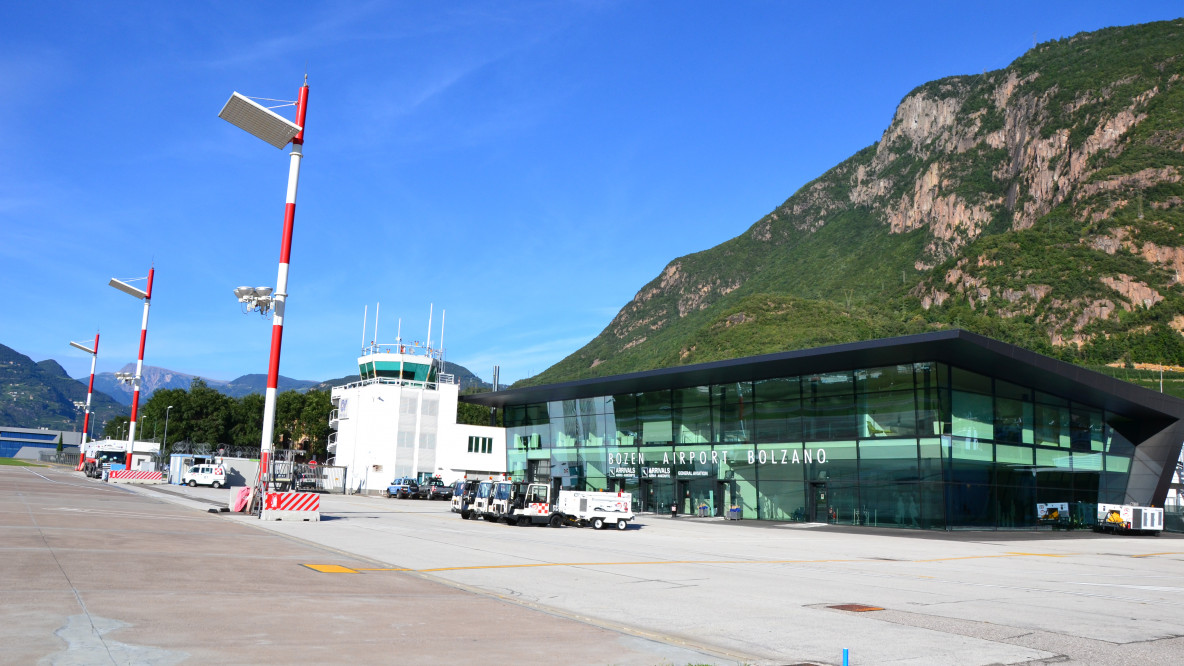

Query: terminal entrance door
[677,478,721,516]
[640,478,675,513]
[810,482,829,523]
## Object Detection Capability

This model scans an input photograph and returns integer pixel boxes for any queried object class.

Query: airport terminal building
[463,330,1184,530]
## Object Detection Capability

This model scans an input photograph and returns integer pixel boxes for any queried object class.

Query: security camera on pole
[219,77,311,515]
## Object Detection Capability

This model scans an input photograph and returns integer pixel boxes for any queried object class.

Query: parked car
[387,476,419,499]
[183,464,227,488]
[419,477,453,500]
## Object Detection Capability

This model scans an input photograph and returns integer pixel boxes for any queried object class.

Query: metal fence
[38,451,81,466]
[1166,505,1184,533]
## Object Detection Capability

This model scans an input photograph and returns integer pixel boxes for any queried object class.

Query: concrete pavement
[6,464,1184,665]
[1,465,729,665]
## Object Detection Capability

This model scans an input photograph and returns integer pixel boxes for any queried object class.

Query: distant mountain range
[89,365,322,406]
[1,340,491,430]
[91,361,492,406]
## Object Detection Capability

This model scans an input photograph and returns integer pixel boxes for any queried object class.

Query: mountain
[91,365,199,405]
[0,343,124,431]
[91,360,490,404]
[524,19,1184,387]
[90,365,321,405]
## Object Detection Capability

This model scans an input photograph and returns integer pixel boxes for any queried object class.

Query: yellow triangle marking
[303,564,360,573]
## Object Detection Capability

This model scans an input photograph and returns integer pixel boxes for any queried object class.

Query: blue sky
[3,2,1181,386]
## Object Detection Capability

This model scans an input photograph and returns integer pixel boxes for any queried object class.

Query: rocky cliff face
[528,19,1184,386]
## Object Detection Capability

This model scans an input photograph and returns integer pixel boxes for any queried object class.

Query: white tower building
[328,340,505,495]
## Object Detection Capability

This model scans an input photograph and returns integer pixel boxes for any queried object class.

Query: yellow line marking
[1130,552,1184,558]
[915,554,1032,562]
[355,567,412,571]
[303,552,1073,573]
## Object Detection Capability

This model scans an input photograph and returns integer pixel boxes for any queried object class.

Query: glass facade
[502,362,1138,530]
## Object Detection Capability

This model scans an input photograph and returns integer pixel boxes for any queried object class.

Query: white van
[183,464,227,488]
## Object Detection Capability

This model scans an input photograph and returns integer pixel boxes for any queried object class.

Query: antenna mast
[427,303,434,353]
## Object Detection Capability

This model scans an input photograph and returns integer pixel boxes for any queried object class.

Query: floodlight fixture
[70,340,96,354]
[218,92,302,149]
[234,284,276,315]
[70,331,100,459]
[220,77,309,504]
[109,278,149,300]
[114,371,135,383]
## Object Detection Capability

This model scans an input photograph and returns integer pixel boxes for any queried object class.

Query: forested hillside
[0,344,123,430]
[525,19,1184,386]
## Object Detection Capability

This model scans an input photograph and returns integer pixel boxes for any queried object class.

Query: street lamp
[72,401,85,439]
[69,333,99,470]
[163,405,174,450]
[219,77,309,493]
[109,268,154,470]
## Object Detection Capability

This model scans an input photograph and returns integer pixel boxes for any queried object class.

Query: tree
[458,388,499,426]
[56,433,63,452]
[274,390,305,449]
[230,393,264,448]
[186,379,234,445]
[299,390,333,459]
[103,415,129,440]
[142,387,189,450]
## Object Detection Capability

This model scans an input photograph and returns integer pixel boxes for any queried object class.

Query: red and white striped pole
[257,80,308,489]
[126,267,154,469]
[75,332,100,471]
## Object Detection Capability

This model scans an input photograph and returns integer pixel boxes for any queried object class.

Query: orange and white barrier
[260,491,320,521]
[108,470,164,484]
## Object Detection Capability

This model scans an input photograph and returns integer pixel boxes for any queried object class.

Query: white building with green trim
[329,342,504,494]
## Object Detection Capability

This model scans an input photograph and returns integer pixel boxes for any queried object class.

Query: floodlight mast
[125,268,154,466]
[70,333,99,471]
[255,79,308,492]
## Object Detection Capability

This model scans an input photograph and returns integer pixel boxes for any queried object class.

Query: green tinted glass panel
[755,377,799,402]
[1105,455,1130,472]
[856,365,915,393]
[951,437,992,461]
[1073,452,1103,471]
[996,444,1033,465]
[374,361,401,377]
[952,390,994,441]
[859,438,918,460]
[676,406,711,444]
[804,372,853,398]
[1036,448,1072,468]
[674,386,711,408]
[951,367,991,394]
[403,363,429,381]
[858,389,917,437]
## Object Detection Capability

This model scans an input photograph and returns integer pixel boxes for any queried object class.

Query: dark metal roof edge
[463,330,1184,419]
